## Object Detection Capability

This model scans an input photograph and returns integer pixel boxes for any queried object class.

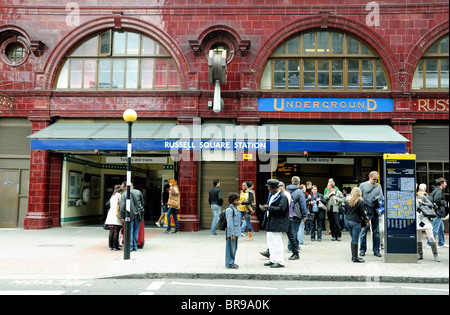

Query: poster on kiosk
[383,154,417,263]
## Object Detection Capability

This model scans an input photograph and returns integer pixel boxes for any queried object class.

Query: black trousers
[328,211,341,239]
[286,218,299,255]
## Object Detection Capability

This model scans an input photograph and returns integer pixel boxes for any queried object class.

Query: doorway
[0,168,29,228]
[199,161,239,229]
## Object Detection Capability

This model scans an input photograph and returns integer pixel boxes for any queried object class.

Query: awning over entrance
[28,123,408,153]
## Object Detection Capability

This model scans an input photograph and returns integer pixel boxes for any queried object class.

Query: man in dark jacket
[260,179,289,268]
[120,183,145,251]
[429,178,448,248]
[208,179,223,236]
[286,176,308,260]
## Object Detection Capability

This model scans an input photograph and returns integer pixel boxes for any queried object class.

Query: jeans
[166,207,179,231]
[428,216,445,246]
[210,204,221,235]
[240,213,254,233]
[360,215,380,253]
[130,218,140,251]
[345,219,362,245]
[225,236,238,267]
[297,219,305,244]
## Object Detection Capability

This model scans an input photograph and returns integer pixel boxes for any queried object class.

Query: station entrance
[255,155,383,230]
[60,154,175,226]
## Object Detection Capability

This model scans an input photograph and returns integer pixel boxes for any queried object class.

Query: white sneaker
[442,244,449,248]
[156,222,161,227]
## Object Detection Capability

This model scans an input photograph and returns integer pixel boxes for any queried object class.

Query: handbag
[361,216,370,229]
[361,208,370,229]
[317,200,327,211]
[167,198,179,209]
[418,203,437,219]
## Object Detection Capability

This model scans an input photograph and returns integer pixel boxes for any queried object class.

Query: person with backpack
[286,176,308,260]
[417,183,440,262]
[359,171,384,258]
[224,192,241,269]
[429,178,448,249]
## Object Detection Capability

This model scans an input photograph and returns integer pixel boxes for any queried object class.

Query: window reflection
[260,31,388,91]
[55,30,179,90]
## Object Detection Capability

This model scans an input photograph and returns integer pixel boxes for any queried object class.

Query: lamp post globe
[123,109,137,122]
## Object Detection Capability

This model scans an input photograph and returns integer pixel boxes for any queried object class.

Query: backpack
[218,210,227,231]
[218,207,235,231]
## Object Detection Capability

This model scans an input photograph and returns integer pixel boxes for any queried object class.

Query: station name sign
[258,98,393,112]
[164,140,266,150]
[412,99,449,112]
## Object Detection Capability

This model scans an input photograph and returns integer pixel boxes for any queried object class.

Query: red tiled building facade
[0,1,448,230]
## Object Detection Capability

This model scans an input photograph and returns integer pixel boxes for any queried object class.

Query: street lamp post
[123,109,137,260]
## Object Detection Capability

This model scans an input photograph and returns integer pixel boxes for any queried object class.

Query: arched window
[260,30,389,91]
[55,30,181,90]
[412,35,449,91]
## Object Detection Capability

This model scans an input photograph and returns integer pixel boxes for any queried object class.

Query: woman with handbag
[417,184,440,262]
[344,187,368,263]
[105,185,124,250]
[307,185,325,242]
[166,178,180,234]
[238,181,255,241]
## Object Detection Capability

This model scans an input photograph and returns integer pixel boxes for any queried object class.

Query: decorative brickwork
[0,1,448,229]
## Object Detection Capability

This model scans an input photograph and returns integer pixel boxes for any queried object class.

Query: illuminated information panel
[383,154,417,263]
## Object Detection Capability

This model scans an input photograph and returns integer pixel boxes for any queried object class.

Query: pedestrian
[260,179,289,268]
[305,181,313,195]
[323,178,340,196]
[208,179,223,236]
[156,184,170,228]
[225,192,241,269]
[344,187,368,263]
[302,183,313,235]
[119,182,145,251]
[324,181,345,241]
[416,184,440,262]
[359,171,384,257]
[238,181,256,241]
[429,178,448,248]
[307,185,325,242]
[166,178,180,234]
[323,178,339,235]
[340,187,351,231]
[286,176,308,260]
[279,182,294,257]
[105,185,124,250]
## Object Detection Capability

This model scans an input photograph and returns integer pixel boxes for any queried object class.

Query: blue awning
[28,123,408,153]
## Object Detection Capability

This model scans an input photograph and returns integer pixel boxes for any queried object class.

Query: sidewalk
[0,226,448,283]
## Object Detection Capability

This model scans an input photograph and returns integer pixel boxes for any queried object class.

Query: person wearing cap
[260,179,289,268]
